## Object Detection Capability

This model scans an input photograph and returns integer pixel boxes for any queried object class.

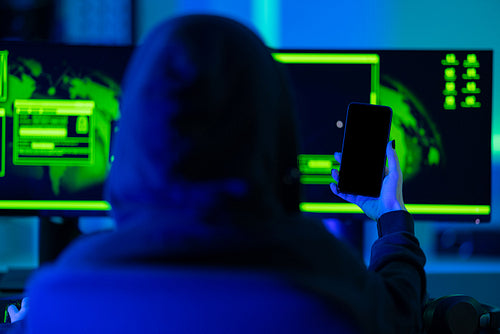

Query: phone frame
[337,102,392,197]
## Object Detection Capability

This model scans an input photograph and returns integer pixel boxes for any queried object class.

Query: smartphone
[337,102,392,197]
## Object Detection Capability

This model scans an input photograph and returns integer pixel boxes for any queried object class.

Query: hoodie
[53,15,426,334]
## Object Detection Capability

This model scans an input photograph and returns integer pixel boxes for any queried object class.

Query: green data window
[13,99,95,166]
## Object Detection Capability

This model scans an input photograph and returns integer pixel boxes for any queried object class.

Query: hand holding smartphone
[0,298,23,324]
[337,102,392,198]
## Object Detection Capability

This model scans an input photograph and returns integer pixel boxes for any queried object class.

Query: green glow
[272,53,379,64]
[300,175,334,184]
[0,51,7,102]
[20,58,42,77]
[443,82,457,96]
[298,154,338,175]
[371,60,380,105]
[252,0,280,47]
[308,160,333,169]
[76,115,89,134]
[31,142,55,150]
[464,54,480,68]
[442,53,459,65]
[428,147,440,165]
[407,204,490,215]
[444,95,456,110]
[300,203,490,215]
[444,67,456,80]
[461,95,481,108]
[0,108,4,177]
[0,54,122,197]
[493,135,500,157]
[462,81,481,94]
[67,78,119,118]
[13,99,95,167]
[463,68,480,80]
[0,68,37,118]
[380,77,443,181]
[19,127,67,137]
[66,75,122,194]
[300,203,363,213]
[0,200,110,210]
[14,99,94,114]
[299,154,336,161]
[273,52,380,104]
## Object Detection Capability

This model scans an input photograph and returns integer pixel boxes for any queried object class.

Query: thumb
[7,305,18,318]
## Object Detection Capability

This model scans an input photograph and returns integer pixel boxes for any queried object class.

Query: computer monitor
[274,50,492,222]
[0,44,493,222]
[0,42,133,216]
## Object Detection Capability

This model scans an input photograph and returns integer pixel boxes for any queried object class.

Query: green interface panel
[273,53,380,104]
[0,108,4,177]
[273,50,492,221]
[13,99,95,166]
[274,52,380,215]
[298,154,338,185]
[0,42,133,214]
[0,51,6,102]
[442,53,483,110]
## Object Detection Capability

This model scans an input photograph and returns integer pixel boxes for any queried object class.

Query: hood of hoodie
[106,15,301,228]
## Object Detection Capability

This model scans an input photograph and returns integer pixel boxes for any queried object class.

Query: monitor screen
[274,50,492,222]
[0,42,133,216]
[0,45,492,222]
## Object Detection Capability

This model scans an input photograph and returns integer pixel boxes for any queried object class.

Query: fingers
[21,298,28,310]
[330,169,343,198]
[330,182,348,201]
[331,168,339,182]
[330,169,351,202]
[7,299,28,323]
[7,305,19,319]
[329,182,338,194]
[333,152,342,164]
[330,169,339,194]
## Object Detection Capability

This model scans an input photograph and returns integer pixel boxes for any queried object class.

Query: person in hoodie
[6,14,426,333]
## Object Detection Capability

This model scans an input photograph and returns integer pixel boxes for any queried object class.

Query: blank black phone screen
[337,103,392,197]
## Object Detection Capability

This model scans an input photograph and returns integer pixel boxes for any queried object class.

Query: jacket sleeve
[368,210,427,333]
